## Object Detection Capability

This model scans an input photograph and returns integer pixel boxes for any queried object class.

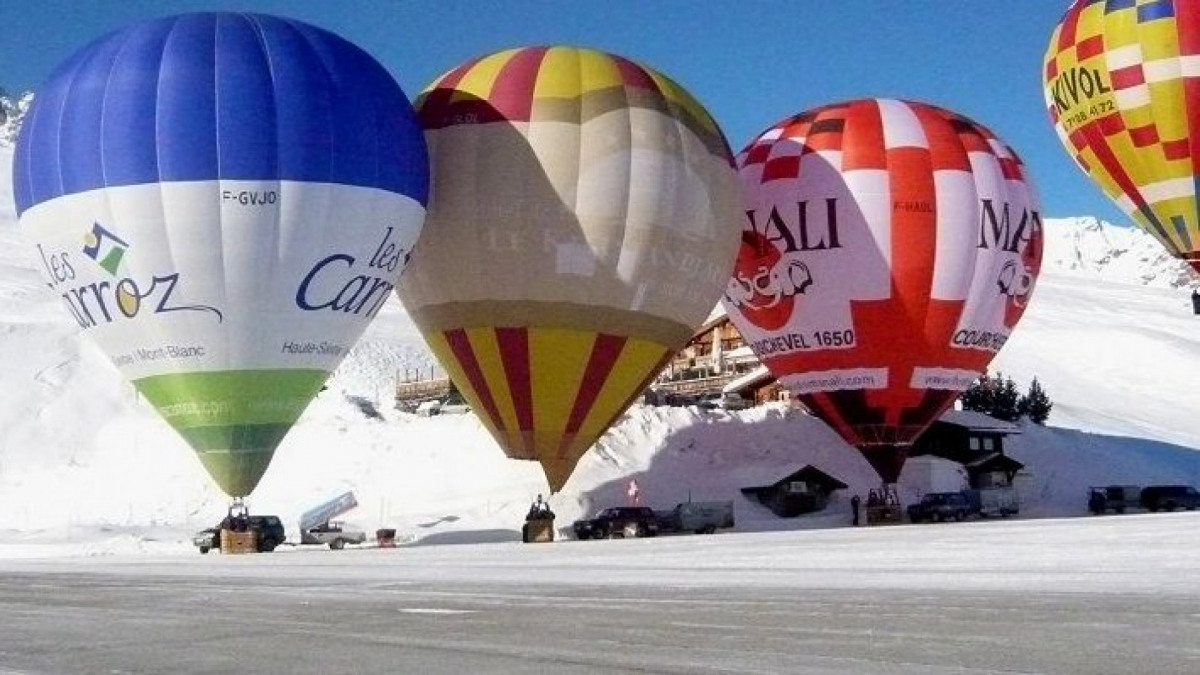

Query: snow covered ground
[1,142,1199,561]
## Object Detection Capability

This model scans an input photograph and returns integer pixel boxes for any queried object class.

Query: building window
[982,437,995,451]
[969,436,981,451]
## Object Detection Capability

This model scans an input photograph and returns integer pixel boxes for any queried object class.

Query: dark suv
[572,507,660,540]
[192,515,287,553]
[1139,485,1200,512]
[907,492,975,523]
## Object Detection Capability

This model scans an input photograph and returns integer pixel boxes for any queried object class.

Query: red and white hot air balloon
[723,98,1042,483]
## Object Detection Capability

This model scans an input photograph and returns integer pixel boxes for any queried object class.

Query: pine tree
[960,373,997,414]
[992,375,1022,421]
[1019,377,1053,424]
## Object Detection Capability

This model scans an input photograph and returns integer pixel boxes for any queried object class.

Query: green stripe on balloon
[134,369,328,496]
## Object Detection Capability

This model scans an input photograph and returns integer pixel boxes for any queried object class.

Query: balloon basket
[219,528,258,554]
[865,506,904,526]
[522,517,555,543]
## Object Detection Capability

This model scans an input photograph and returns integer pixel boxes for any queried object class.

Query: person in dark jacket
[851,494,862,526]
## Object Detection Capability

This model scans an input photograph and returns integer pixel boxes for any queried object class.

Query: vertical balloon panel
[723,99,1041,483]
[14,13,428,497]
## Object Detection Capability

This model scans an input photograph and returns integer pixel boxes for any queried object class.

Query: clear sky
[0,0,1125,224]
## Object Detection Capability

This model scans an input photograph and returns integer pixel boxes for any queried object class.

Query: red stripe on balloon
[1110,65,1145,90]
[841,100,887,171]
[612,55,657,91]
[489,47,548,122]
[1057,4,1082,52]
[1075,34,1104,61]
[565,348,672,460]
[915,105,969,172]
[496,327,534,432]
[444,329,505,433]
[1176,0,1200,56]
[564,334,627,435]
[1177,2,1200,180]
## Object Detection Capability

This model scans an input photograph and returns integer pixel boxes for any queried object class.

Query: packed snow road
[1,514,1198,674]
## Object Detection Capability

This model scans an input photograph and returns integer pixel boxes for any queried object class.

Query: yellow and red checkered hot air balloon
[1045,0,1200,276]
[399,46,741,492]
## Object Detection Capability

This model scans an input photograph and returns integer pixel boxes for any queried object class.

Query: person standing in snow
[527,494,551,520]
[851,494,862,526]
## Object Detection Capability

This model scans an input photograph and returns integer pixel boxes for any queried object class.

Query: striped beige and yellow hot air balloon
[399,46,741,492]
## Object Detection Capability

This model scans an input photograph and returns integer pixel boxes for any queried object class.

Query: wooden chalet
[740,465,848,518]
[910,410,1025,488]
[652,313,787,404]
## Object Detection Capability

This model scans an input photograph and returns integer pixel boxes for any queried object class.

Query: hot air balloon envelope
[13,13,429,496]
[400,46,741,492]
[722,99,1042,482]
[1044,0,1200,275]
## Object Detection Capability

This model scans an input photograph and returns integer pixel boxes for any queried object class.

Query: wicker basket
[219,528,258,554]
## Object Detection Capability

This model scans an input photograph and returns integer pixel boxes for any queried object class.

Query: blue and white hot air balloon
[12,13,428,497]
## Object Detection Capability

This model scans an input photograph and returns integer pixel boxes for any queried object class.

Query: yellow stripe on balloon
[1137,14,1178,62]
[451,49,520,103]
[572,337,668,447]
[422,331,503,443]
[1147,77,1189,147]
[528,328,595,439]
[578,49,625,95]
[463,327,523,451]
[534,47,584,99]
[643,70,719,136]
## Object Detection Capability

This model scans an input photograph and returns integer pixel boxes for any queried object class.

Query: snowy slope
[1040,216,1198,289]
[1,140,1199,556]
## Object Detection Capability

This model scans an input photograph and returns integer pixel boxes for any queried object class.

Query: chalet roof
[964,452,1026,473]
[705,303,728,324]
[694,307,729,336]
[741,464,848,492]
[723,365,772,393]
[936,409,1021,435]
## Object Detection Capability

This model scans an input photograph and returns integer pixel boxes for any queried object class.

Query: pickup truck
[907,492,975,523]
[301,521,367,550]
[655,501,735,534]
[573,507,660,539]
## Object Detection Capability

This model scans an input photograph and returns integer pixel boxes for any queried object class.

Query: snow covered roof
[937,409,1021,434]
[740,464,849,492]
[964,452,1026,472]
[722,365,772,393]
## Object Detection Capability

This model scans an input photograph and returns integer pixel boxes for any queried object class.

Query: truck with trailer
[654,500,735,534]
[299,491,367,549]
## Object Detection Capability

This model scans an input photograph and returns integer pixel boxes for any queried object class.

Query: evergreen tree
[959,373,997,414]
[1019,377,1053,424]
[992,375,1022,421]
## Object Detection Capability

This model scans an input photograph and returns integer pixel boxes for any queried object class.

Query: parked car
[1087,485,1141,514]
[696,392,753,411]
[966,487,1019,518]
[654,501,735,534]
[907,492,975,523]
[572,507,660,539]
[1139,485,1200,512]
[301,521,367,549]
[192,515,286,554]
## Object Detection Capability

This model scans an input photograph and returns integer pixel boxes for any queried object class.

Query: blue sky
[0,1,1124,224]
